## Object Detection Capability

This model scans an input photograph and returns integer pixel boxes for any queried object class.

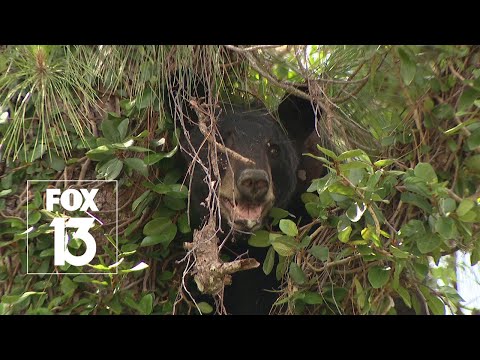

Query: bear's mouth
[220,196,273,232]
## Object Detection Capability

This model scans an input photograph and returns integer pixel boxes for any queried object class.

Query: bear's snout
[236,169,270,202]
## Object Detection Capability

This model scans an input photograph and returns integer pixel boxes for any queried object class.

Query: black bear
[168,79,327,314]
[169,79,425,315]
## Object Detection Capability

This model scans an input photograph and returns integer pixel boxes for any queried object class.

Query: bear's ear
[277,90,318,146]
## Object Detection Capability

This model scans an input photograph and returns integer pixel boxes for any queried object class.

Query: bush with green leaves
[1,45,479,315]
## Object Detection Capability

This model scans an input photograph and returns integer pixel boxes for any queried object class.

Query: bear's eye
[268,142,280,158]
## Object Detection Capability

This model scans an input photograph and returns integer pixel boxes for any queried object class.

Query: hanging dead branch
[180,98,260,303]
[183,218,259,295]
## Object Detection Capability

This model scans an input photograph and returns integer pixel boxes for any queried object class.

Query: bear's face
[213,108,299,232]
[176,87,324,235]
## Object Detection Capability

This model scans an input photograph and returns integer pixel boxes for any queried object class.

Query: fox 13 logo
[26,180,118,275]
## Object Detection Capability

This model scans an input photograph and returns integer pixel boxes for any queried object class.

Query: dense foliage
[0,45,479,315]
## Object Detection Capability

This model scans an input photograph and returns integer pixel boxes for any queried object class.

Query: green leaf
[368,266,390,289]
[86,145,114,161]
[269,207,290,219]
[140,224,177,247]
[101,119,121,142]
[458,87,480,112]
[30,141,47,161]
[124,158,148,177]
[435,101,457,121]
[123,295,141,313]
[324,287,348,303]
[269,207,290,226]
[279,219,298,237]
[271,236,297,257]
[400,192,432,214]
[248,230,271,247]
[435,217,457,240]
[427,296,445,315]
[137,87,154,110]
[301,193,319,204]
[404,176,431,197]
[98,158,123,180]
[1,173,13,188]
[165,184,189,199]
[144,153,166,165]
[346,202,366,222]
[299,235,312,249]
[177,213,191,234]
[151,183,188,199]
[400,219,425,238]
[0,189,12,198]
[396,286,411,308]
[305,202,324,219]
[197,302,213,315]
[337,216,352,243]
[456,199,475,217]
[354,277,366,310]
[310,173,337,194]
[263,247,275,275]
[337,149,366,161]
[389,245,410,259]
[1,291,46,305]
[138,294,153,315]
[361,226,381,247]
[276,255,287,281]
[144,146,178,165]
[143,217,171,236]
[309,245,329,262]
[328,182,355,196]
[458,209,477,223]
[303,292,324,305]
[128,146,154,153]
[163,195,186,211]
[439,198,456,215]
[465,154,480,173]
[73,275,93,283]
[414,163,438,184]
[339,161,371,172]
[374,159,395,168]
[338,225,352,243]
[48,154,65,172]
[132,190,151,212]
[289,262,306,285]
[60,277,77,295]
[163,169,183,185]
[316,145,337,160]
[444,117,479,136]
[392,260,403,290]
[467,128,480,150]
[27,211,41,225]
[120,262,149,273]
[117,118,130,140]
[413,262,429,281]
[398,48,416,85]
[39,248,55,258]
[416,233,442,254]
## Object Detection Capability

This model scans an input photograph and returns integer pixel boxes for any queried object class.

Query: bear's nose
[237,169,269,201]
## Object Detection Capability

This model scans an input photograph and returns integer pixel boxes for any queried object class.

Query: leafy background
[0,45,479,315]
